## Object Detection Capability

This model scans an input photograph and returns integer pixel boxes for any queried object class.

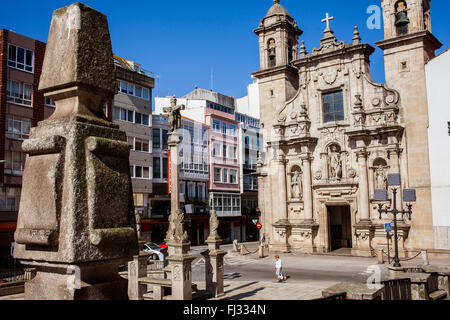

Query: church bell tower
[252,0,303,134]
[252,0,303,251]
[376,0,442,249]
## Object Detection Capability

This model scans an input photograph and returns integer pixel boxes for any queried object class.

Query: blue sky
[1,0,449,101]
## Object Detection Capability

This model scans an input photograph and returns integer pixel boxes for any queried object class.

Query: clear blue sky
[1,0,449,101]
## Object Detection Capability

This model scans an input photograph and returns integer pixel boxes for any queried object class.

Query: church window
[268,39,276,68]
[323,91,345,123]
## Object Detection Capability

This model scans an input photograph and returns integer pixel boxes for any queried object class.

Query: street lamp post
[375,174,416,268]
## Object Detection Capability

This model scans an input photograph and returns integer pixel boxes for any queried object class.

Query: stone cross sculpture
[162,96,195,300]
[13,2,138,300]
[163,96,185,133]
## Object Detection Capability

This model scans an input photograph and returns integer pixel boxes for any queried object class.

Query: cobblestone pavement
[1,242,448,300]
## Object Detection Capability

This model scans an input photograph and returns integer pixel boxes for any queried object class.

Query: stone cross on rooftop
[322,12,334,31]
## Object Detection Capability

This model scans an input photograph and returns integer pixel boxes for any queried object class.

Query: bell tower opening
[395,0,409,36]
[268,39,276,68]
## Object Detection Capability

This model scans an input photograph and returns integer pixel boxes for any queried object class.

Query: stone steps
[429,290,447,301]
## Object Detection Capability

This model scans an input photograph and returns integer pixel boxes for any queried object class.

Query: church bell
[268,47,276,58]
[395,11,410,27]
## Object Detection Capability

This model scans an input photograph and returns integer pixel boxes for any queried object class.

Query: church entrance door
[327,206,352,251]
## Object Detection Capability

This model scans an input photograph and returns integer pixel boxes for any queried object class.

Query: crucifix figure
[322,12,334,31]
[163,96,185,133]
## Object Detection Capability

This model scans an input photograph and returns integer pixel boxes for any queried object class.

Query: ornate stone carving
[166,209,189,243]
[375,165,388,190]
[348,168,357,179]
[290,169,303,199]
[328,145,343,181]
[320,67,341,85]
[314,170,323,181]
[163,96,185,133]
[208,210,220,241]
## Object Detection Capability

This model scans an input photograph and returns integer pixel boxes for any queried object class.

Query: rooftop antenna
[210,65,214,92]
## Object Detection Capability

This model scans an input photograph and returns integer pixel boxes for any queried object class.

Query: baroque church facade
[254,0,442,256]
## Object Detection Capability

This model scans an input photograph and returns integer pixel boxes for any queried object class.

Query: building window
[213,143,221,157]
[114,107,150,126]
[222,169,229,183]
[6,116,31,140]
[228,146,237,159]
[134,138,150,153]
[214,168,222,183]
[153,129,161,149]
[6,80,32,106]
[228,124,237,136]
[210,193,241,213]
[162,130,169,150]
[118,80,150,100]
[213,120,221,132]
[222,122,227,135]
[153,158,161,179]
[163,158,168,179]
[323,90,344,123]
[4,151,25,175]
[45,98,56,107]
[133,193,145,207]
[8,45,34,73]
[134,166,150,180]
[230,170,238,184]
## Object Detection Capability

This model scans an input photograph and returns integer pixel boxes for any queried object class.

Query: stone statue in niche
[291,169,303,199]
[375,165,388,190]
[328,145,342,181]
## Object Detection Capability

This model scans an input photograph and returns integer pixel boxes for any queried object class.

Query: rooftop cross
[321,12,334,31]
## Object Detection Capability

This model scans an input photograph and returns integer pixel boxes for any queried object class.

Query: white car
[143,242,167,262]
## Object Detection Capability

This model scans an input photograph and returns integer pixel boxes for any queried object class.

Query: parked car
[143,242,167,262]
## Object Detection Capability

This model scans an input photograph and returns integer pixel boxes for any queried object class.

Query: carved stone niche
[288,165,303,201]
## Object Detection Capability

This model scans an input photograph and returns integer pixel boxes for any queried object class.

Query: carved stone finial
[300,41,308,57]
[39,2,117,121]
[274,0,280,4]
[353,26,361,45]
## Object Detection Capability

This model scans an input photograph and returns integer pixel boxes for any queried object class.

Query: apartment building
[148,114,169,243]
[109,56,154,243]
[0,30,53,261]
[236,78,263,242]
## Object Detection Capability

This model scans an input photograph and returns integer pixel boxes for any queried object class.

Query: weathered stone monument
[13,2,138,300]
[163,97,196,300]
[128,214,150,300]
[201,210,227,298]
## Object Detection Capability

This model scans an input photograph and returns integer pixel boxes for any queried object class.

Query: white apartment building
[426,49,450,249]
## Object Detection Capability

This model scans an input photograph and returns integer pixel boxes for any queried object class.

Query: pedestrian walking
[274,255,287,282]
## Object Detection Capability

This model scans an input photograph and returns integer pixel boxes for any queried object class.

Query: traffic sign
[256,222,262,230]
[252,219,258,226]
[385,223,392,233]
